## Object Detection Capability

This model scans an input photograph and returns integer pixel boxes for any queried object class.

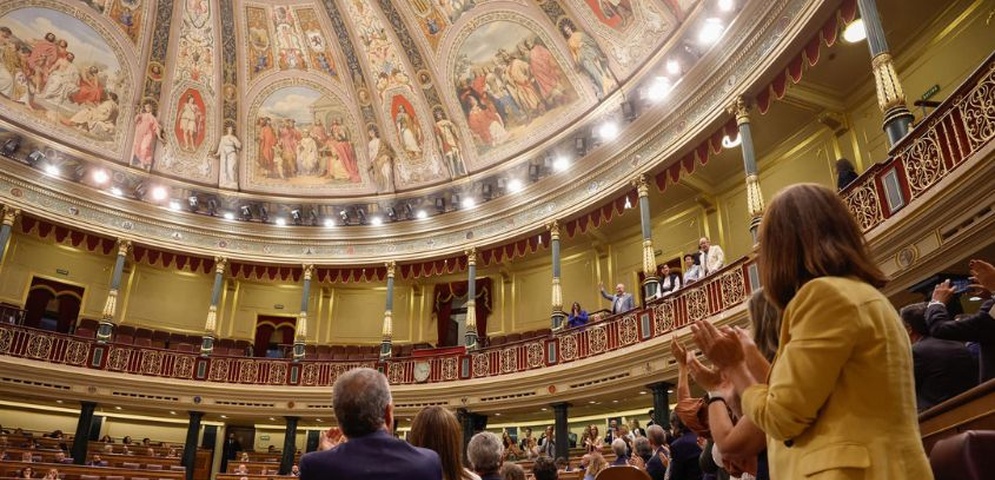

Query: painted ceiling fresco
[0,0,699,198]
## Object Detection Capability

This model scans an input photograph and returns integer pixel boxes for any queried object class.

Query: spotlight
[91,169,110,185]
[843,18,866,43]
[44,164,60,176]
[385,206,397,221]
[646,76,672,102]
[450,194,460,211]
[621,101,637,121]
[1,136,21,156]
[402,203,414,219]
[308,209,318,226]
[110,186,123,197]
[597,122,619,141]
[553,156,570,172]
[624,196,633,209]
[370,216,383,226]
[718,0,735,12]
[240,205,252,221]
[496,177,507,193]
[169,200,181,211]
[461,197,476,209]
[528,163,541,182]
[698,18,724,44]
[259,206,269,222]
[275,217,287,226]
[507,179,523,193]
[206,198,218,216]
[339,209,350,224]
[415,209,427,219]
[323,218,335,227]
[150,186,168,201]
[27,149,46,166]
[223,212,235,220]
[187,195,199,212]
[356,208,367,225]
[291,209,302,225]
[574,137,587,156]
[482,183,493,200]
[666,59,681,75]
[435,197,446,213]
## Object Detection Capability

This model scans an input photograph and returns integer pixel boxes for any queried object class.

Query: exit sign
[56,268,69,276]
[921,84,940,101]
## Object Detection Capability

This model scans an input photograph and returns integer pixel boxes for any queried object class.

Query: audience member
[532,456,558,480]
[517,427,533,451]
[98,435,113,443]
[583,453,607,480]
[101,444,113,454]
[499,429,523,461]
[18,467,34,479]
[901,301,978,410]
[499,462,526,480]
[145,447,155,457]
[409,406,480,480]
[554,457,570,472]
[42,469,59,480]
[599,283,634,315]
[603,419,620,444]
[834,158,859,191]
[166,446,178,458]
[299,368,442,480]
[235,464,249,475]
[926,276,995,382]
[120,445,130,455]
[682,255,702,285]
[566,302,589,328]
[141,438,151,446]
[659,264,682,295]
[53,452,72,464]
[238,451,249,462]
[633,437,652,464]
[691,183,931,479]
[522,436,539,460]
[698,237,725,276]
[628,419,645,438]
[610,439,629,466]
[644,425,669,480]
[538,426,555,458]
[122,436,132,445]
[467,432,503,480]
[290,465,300,477]
[586,425,602,452]
[579,426,593,452]
[86,454,104,466]
[666,412,702,480]
[20,451,33,462]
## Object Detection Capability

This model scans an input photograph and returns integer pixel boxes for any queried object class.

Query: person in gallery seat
[682,254,702,285]
[566,302,589,328]
[835,158,859,191]
[299,367,442,480]
[599,282,634,315]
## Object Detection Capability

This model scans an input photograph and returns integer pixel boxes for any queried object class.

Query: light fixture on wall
[843,18,866,43]
[206,198,218,216]
[259,205,269,222]
[721,133,742,148]
[356,207,367,225]
[698,18,724,44]
[435,197,446,213]
[339,209,350,225]
[308,209,319,226]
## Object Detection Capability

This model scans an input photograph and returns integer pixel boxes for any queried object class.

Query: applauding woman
[690,184,931,480]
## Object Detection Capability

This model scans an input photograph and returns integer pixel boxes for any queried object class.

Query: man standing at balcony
[300,368,442,480]
[599,283,634,315]
[698,237,725,276]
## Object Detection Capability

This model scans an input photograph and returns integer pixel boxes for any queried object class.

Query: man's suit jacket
[299,429,441,480]
[912,336,978,411]
[741,277,932,480]
[699,246,725,276]
[926,299,995,382]
[644,447,666,480]
[600,290,634,315]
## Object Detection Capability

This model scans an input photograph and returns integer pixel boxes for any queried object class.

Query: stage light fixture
[482,183,493,200]
[27,149,46,166]
[339,209,350,224]
[150,186,168,201]
[1,136,21,156]
[356,208,367,225]
[308,209,319,226]
[416,209,427,219]
[574,137,587,156]
[402,203,414,219]
[450,194,460,211]
[187,195,199,212]
[223,212,235,220]
[386,206,397,221]
[275,218,286,226]
[621,101,637,121]
[435,197,446,213]
[240,205,253,221]
[507,178,523,193]
[92,169,110,184]
[291,209,302,225]
[259,206,269,222]
[206,198,218,216]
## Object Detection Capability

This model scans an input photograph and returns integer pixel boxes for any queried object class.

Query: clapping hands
[690,321,745,369]
[318,427,346,451]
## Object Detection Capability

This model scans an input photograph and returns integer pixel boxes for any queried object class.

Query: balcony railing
[0,257,757,386]
[842,52,995,232]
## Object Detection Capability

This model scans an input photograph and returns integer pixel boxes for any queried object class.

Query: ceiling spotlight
[647,76,672,102]
[169,200,181,211]
[26,149,46,166]
[44,164,60,176]
[722,133,742,148]
[843,18,866,43]
[639,390,647,395]
[450,194,460,210]
[385,206,397,221]
[699,18,724,44]
[461,197,476,209]
[356,208,368,225]
[402,203,414,219]
[666,59,681,76]
[291,209,302,225]
[240,205,253,221]
[718,0,735,12]
[308,209,319,226]
[223,212,235,220]
[206,198,218,216]
[507,179,523,193]
[323,218,335,227]
[187,195,199,212]
[435,197,446,213]
[92,169,110,184]
[482,183,493,200]
[114,406,122,410]
[259,206,269,222]
[621,101,637,121]
[339,209,350,224]
[553,156,570,172]
[598,121,619,141]
[415,209,428,219]
[370,216,383,226]
[528,163,541,182]
[275,218,287,226]
[220,415,228,419]
[574,137,587,156]
[110,186,123,197]
[150,186,168,201]
[0,136,21,156]
[170,411,177,415]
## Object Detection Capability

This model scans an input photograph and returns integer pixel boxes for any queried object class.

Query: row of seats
[73,320,253,356]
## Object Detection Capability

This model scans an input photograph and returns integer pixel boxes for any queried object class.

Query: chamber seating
[929,430,995,480]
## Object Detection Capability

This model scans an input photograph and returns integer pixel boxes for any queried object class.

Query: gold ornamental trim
[871,52,908,112]
[382,309,393,338]
[745,174,766,218]
[204,304,218,333]
[632,175,649,198]
[101,289,119,322]
[296,311,308,339]
[551,277,563,311]
[1,207,20,226]
[642,239,656,276]
[728,96,751,126]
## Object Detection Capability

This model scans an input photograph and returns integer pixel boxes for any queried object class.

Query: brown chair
[152,330,170,348]
[490,336,507,346]
[74,327,95,338]
[116,325,136,337]
[114,334,134,345]
[330,345,346,354]
[347,353,365,361]
[78,318,99,330]
[134,337,153,347]
[595,466,651,480]
[175,343,194,352]
[145,464,163,470]
[121,462,140,469]
[80,475,101,480]
[929,430,995,480]
[506,333,522,343]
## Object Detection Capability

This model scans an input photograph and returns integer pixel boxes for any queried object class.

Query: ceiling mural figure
[245,5,275,81]
[344,0,411,96]
[130,100,164,171]
[558,18,616,100]
[214,124,241,190]
[78,0,147,44]
[402,0,483,50]
[296,7,338,77]
[0,5,131,153]
[245,84,368,195]
[243,3,340,85]
[174,0,214,91]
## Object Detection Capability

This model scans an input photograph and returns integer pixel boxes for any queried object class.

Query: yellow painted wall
[0,405,194,444]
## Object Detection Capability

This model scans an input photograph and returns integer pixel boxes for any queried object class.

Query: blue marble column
[200,257,227,357]
[292,264,314,362]
[730,97,765,243]
[464,248,478,350]
[549,221,566,329]
[380,261,396,359]
[634,176,659,301]
[856,0,914,145]
[97,240,131,343]
[0,207,20,269]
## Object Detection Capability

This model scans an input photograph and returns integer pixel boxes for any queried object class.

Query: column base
[199,335,215,357]
[292,341,306,362]
[551,310,567,330]
[883,105,915,146]
[464,331,478,351]
[642,276,660,303]
[95,320,115,344]
[380,339,392,359]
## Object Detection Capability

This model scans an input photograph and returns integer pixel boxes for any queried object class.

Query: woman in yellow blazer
[691,184,932,479]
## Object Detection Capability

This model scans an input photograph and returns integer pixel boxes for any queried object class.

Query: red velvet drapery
[254,315,297,357]
[432,278,492,346]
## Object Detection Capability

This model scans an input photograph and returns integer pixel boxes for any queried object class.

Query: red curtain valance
[432,277,493,346]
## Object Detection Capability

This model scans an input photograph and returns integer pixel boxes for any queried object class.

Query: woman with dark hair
[690,183,931,479]
[835,158,859,191]
[566,302,589,328]
[409,406,480,480]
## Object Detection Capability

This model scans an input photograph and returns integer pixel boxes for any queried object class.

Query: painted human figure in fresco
[433,109,465,178]
[329,119,360,182]
[395,104,422,158]
[257,117,278,177]
[367,125,395,192]
[178,94,203,151]
[215,125,241,189]
[561,21,615,99]
[131,102,165,170]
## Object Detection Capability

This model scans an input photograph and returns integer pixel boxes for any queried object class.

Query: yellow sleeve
[741,279,861,441]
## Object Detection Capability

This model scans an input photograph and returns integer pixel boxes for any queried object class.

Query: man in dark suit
[901,302,978,411]
[926,279,995,382]
[644,425,668,480]
[299,368,442,480]
[599,283,634,315]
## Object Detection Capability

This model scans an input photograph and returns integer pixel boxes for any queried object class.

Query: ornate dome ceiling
[0,0,823,262]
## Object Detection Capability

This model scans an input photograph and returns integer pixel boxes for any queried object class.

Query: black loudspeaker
[201,425,218,449]
[88,415,104,441]
[305,430,320,452]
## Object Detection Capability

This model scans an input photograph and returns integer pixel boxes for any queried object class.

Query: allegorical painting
[248,86,364,193]
[173,88,206,152]
[453,20,578,154]
[78,0,145,44]
[0,7,128,145]
[243,3,339,84]
[585,0,636,30]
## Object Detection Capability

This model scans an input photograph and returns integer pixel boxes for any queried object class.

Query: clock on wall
[414,361,431,383]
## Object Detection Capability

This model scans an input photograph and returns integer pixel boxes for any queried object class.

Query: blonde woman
[583,452,607,480]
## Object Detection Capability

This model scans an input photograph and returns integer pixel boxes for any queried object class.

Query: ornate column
[552,402,570,461]
[730,97,765,243]
[292,264,314,362]
[279,416,299,475]
[70,401,97,465]
[464,247,478,350]
[181,411,203,480]
[381,261,396,359]
[857,0,914,145]
[0,207,20,267]
[647,381,673,429]
[457,409,487,464]
[97,239,131,343]
[634,175,659,301]
[548,221,566,329]
[201,257,227,357]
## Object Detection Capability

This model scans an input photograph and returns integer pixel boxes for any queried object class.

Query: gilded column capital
[302,264,314,281]
[296,311,308,339]
[546,220,560,240]
[631,175,649,198]
[214,257,228,275]
[116,239,132,257]
[745,174,766,218]
[385,260,396,278]
[1,207,21,226]
[871,52,907,112]
[465,247,477,266]
[728,96,751,125]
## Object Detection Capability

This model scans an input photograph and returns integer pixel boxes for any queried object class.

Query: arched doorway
[253,315,297,358]
[24,277,84,333]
